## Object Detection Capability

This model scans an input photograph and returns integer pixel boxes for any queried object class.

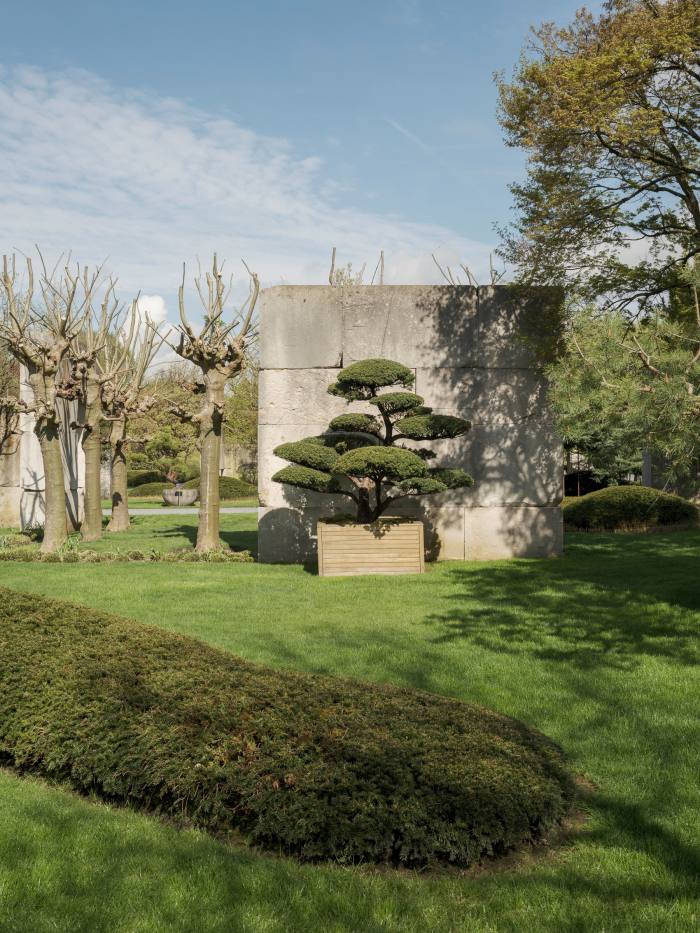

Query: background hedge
[0,589,573,867]
[128,476,256,499]
[563,485,699,531]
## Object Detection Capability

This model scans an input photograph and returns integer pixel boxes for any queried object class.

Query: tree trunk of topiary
[107,417,130,533]
[356,487,373,523]
[80,383,103,541]
[196,372,224,553]
[38,422,68,553]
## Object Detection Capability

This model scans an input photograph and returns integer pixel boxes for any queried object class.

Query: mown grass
[99,497,259,510]
[1,516,699,931]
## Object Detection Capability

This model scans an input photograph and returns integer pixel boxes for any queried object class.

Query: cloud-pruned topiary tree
[272,358,474,522]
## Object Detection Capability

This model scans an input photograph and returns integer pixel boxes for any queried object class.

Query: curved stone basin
[162,487,199,507]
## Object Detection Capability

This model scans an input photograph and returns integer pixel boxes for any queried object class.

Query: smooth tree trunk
[81,429,103,540]
[38,421,68,553]
[196,373,225,552]
[107,416,130,533]
[80,384,103,541]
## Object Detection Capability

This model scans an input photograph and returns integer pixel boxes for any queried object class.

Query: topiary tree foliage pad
[273,357,474,522]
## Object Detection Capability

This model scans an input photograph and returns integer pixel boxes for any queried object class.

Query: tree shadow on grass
[172,525,258,557]
[424,532,700,670]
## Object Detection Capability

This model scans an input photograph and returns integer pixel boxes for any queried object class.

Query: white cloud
[135,294,167,325]
[0,66,496,314]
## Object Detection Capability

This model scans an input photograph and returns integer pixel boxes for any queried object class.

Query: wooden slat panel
[317,521,424,577]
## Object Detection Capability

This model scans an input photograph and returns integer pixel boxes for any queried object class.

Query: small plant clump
[272,358,474,522]
[0,539,253,563]
[563,485,699,531]
[0,588,574,867]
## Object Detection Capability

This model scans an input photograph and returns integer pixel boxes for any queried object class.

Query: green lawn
[1,516,699,931]
[100,496,259,509]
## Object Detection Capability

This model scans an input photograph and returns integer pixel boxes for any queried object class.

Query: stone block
[386,500,466,560]
[0,485,20,527]
[477,285,564,368]
[402,422,562,507]
[342,285,478,367]
[465,506,563,559]
[20,488,44,530]
[415,367,547,424]
[260,368,367,426]
[259,286,343,369]
[257,506,324,563]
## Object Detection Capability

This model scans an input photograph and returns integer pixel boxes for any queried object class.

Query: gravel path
[101,507,258,516]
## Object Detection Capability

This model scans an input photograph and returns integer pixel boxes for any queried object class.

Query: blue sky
[0,0,599,316]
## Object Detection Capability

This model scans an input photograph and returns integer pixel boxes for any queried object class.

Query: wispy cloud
[0,66,495,319]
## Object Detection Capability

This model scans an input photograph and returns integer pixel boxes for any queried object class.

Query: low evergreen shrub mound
[184,475,256,499]
[0,589,573,867]
[127,469,164,488]
[129,481,170,497]
[563,485,699,531]
[129,476,256,499]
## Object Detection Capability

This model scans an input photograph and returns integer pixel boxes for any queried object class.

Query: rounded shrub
[328,359,415,399]
[129,476,256,499]
[396,414,471,440]
[184,475,256,499]
[334,446,427,483]
[129,481,169,497]
[328,413,382,435]
[274,439,339,472]
[0,589,574,868]
[127,469,164,488]
[563,485,699,531]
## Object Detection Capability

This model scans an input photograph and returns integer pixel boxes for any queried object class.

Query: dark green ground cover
[0,589,572,868]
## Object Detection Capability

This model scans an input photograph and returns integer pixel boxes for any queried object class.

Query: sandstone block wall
[258,284,564,563]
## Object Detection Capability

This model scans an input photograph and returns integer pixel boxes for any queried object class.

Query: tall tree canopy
[497,0,700,312]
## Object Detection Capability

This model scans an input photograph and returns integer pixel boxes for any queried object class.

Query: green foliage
[274,439,339,472]
[547,307,699,480]
[274,357,474,521]
[129,476,256,500]
[271,465,335,493]
[129,482,171,497]
[396,477,448,495]
[428,468,475,489]
[127,469,164,488]
[328,359,415,400]
[563,486,699,531]
[0,546,253,563]
[334,447,427,483]
[204,476,256,499]
[396,414,471,440]
[368,392,424,416]
[0,588,573,866]
[328,413,382,435]
[497,0,700,311]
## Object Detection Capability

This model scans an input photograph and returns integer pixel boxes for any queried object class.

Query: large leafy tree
[547,267,700,482]
[497,0,700,312]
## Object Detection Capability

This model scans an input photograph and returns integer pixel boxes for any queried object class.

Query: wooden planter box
[317,520,425,577]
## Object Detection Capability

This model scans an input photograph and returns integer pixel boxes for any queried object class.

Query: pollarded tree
[272,358,474,522]
[169,255,259,552]
[0,253,95,552]
[101,318,162,533]
[68,281,140,541]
